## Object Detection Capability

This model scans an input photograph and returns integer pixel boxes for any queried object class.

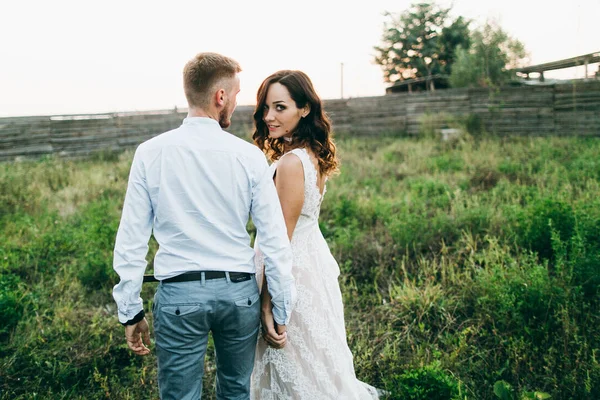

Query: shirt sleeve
[112,147,154,324]
[250,158,297,325]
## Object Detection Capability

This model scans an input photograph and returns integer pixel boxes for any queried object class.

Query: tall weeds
[1,135,599,399]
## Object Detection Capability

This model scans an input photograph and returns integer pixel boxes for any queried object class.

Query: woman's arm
[260,153,304,347]
[273,153,305,240]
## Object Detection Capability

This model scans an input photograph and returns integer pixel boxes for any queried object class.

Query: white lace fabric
[252,148,379,399]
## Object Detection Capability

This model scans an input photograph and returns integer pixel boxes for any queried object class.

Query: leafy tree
[449,20,528,88]
[373,2,471,89]
[448,46,480,88]
[438,16,472,75]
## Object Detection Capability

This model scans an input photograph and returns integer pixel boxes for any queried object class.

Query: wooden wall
[1,81,599,162]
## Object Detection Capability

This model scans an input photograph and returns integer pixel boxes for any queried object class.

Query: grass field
[1,131,599,399]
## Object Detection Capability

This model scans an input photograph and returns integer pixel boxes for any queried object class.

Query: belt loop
[201,271,206,287]
[225,271,231,284]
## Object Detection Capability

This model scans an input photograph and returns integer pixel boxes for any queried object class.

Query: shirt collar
[182,117,221,128]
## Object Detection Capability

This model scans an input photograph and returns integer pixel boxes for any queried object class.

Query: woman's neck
[283,140,302,153]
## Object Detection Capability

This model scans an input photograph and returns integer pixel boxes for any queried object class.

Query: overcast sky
[1,0,598,117]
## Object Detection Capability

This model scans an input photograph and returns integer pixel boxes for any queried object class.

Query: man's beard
[218,100,232,129]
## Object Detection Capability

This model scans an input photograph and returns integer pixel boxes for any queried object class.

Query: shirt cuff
[117,301,144,324]
[271,283,297,325]
[121,309,145,326]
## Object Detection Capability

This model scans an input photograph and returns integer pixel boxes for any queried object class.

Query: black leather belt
[143,271,253,284]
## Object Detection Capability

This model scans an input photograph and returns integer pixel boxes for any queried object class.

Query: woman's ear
[302,104,311,118]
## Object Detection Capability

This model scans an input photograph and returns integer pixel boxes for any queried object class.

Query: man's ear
[215,88,226,107]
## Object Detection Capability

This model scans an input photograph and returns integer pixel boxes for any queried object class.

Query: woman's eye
[276,105,285,111]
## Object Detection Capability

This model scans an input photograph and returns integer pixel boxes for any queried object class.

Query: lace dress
[251,148,379,400]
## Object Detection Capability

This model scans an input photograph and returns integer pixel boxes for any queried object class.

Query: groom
[112,52,296,399]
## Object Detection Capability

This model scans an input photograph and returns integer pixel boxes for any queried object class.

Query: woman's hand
[261,307,287,349]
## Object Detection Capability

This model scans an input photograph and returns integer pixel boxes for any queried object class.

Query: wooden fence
[1,81,599,162]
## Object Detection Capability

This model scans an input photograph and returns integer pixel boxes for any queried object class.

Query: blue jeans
[153,272,260,400]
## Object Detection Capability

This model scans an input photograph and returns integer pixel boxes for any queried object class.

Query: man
[112,52,296,400]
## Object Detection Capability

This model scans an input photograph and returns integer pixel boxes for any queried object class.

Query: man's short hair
[183,52,242,109]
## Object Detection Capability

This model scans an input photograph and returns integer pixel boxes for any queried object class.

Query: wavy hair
[252,70,339,177]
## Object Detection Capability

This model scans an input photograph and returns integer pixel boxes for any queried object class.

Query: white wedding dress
[251,148,379,400]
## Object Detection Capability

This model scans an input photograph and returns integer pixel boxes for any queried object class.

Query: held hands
[125,318,151,356]
[261,307,287,349]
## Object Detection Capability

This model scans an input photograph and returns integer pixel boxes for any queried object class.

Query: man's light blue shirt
[112,117,296,325]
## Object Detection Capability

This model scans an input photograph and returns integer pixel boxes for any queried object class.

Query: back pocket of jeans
[234,293,260,308]
[160,305,201,316]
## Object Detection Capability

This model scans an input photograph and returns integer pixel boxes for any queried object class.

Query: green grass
[1,134,599,399]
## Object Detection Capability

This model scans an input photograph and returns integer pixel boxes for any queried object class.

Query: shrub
[463,113,484,135]
[0,275,24,340]
[385,363,462,400]
[518,197,576,260]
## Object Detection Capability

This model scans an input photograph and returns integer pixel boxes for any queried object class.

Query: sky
[0,0,598,118]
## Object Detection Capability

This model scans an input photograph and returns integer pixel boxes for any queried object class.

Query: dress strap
[288,148,314,183]
[288,148,309,165]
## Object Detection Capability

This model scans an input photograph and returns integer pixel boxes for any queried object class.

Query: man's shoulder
[133,124,266,166]
[139,128,179,148]
[221,132,266,162]
[133,127,183,158]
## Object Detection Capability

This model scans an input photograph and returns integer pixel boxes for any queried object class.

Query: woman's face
[263,82,306,140]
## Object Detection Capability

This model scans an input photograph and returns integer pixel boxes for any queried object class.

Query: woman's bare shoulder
[276,152,303,177]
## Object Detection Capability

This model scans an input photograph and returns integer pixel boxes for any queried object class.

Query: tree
[449,20,528,88]
[438,16,471,76]
[373,2,471,89]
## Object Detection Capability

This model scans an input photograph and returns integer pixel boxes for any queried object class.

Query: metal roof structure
[385,74,449,93]
[515,51,600,81]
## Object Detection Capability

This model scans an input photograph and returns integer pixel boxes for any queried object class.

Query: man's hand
[125,318,151,356]
[261,308,287,349]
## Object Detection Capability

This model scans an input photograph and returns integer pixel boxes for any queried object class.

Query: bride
[250,70,379,399]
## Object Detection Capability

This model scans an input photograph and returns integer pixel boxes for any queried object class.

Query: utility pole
[340,62,344,99]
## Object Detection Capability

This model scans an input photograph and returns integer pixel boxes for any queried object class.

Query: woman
[250,70,379,399]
